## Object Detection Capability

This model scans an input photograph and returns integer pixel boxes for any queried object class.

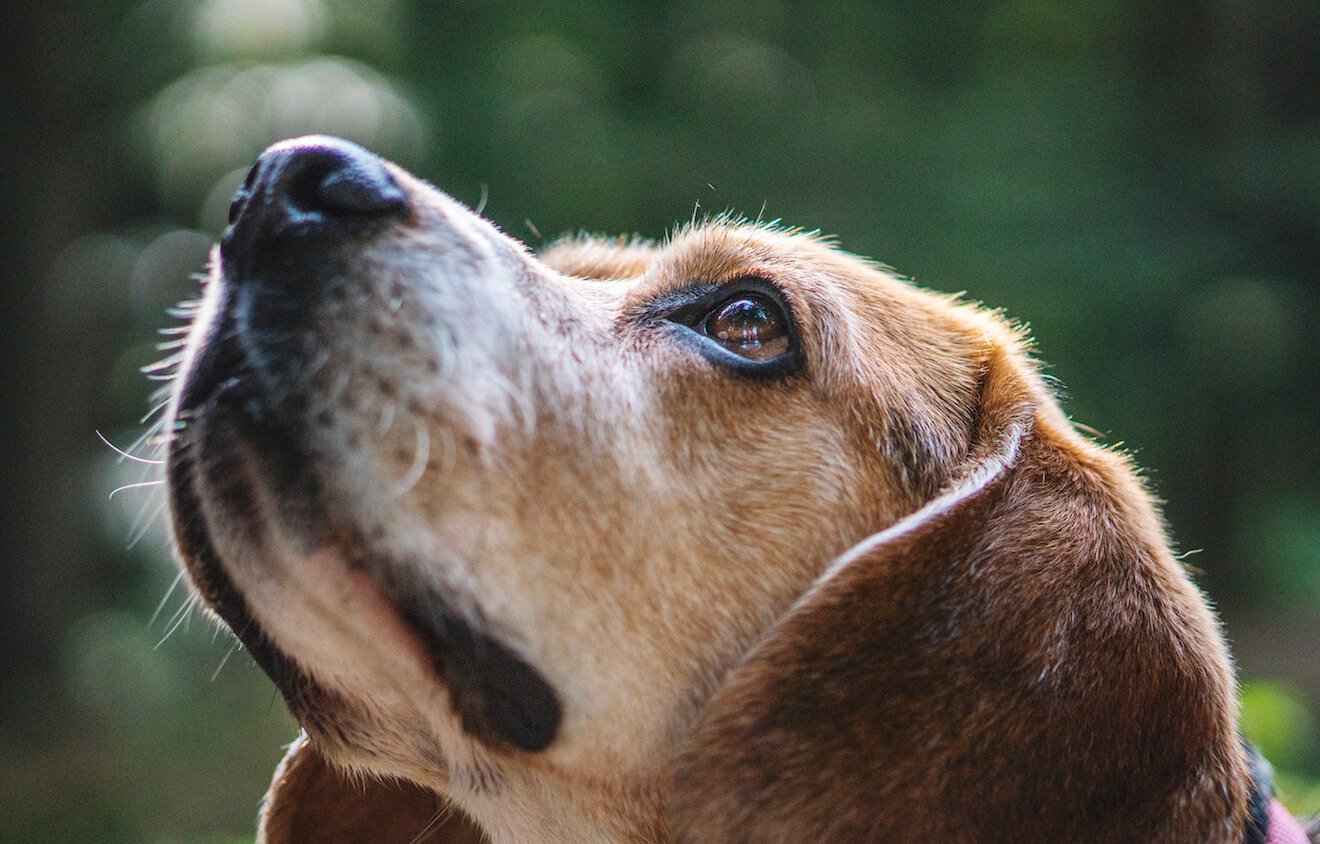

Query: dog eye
[697,293,790,361]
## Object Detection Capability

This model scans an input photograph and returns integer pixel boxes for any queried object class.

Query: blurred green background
[2,0,1318,839]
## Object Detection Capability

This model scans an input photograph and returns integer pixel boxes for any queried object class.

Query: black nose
[223,136,408,261]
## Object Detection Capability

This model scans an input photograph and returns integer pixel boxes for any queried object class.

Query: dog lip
[173,351,563,753]
[171,271,563,753]
[167,414,308,693]
[390,588,564,753]
[173,288,272,426]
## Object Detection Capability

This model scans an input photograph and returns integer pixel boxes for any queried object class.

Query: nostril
[221,136,409,266]
[317,160,408,215]
[284,155,342,213]
[282,145,408,218]
[228,160,262,226]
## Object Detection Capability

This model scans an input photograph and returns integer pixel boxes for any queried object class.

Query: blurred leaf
[1241,681,1320,771]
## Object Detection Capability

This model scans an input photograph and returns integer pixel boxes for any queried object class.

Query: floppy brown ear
[259,732,486,843]
[538,233,657,279]
[670,344,1251,842]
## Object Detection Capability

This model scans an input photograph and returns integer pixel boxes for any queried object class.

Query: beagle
[164,136,1316,843]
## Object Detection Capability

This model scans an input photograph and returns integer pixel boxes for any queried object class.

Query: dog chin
[171,347,564,755]
[179,388,393,672]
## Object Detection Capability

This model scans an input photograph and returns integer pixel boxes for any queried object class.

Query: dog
[163,135,1315,842]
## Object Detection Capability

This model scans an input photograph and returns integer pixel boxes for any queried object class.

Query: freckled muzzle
[216,136,415,381]
[167,135,562,754]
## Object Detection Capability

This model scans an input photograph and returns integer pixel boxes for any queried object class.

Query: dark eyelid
[637,283,723,325]
[642,277,791,326]
[642,277,804,378]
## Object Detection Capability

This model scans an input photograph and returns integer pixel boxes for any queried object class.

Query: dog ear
[538,234,657,280]
[258,732,486,843]
[670,341,1249,841]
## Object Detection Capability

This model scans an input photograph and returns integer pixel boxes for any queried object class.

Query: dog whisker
[376,398,396,437]
[126,497,166,549]
[138,398,173,427]
[392,416,430,496]
[299,346,332,388]
[148,570,186,628]
[108,479,165,500]
[155,592,199,649]
[327,368,353,410]
[210,635,243,682]
[96,429,164,465]
[126,415,168,459]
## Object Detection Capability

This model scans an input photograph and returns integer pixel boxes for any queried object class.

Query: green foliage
[1241,682,1320,815]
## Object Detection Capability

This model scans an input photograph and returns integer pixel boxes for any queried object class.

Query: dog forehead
[540,222,854,284]
[537,224,970,402]
[539,234,658,280]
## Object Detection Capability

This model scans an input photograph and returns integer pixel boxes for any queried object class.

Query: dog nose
[224,136,409,257]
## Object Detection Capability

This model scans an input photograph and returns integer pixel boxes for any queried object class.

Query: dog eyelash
[652,279,803,377]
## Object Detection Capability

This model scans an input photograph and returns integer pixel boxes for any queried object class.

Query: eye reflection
[699,293,790,361]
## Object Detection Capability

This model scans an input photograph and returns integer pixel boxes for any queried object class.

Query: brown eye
[699,293,790,361]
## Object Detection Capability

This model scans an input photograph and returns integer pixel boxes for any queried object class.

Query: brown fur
[169,143,1255,842]
[670,341,1246,842]
[262,733,486,843]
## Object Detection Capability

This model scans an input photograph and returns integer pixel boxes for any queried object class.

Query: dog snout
[222,135,409,268]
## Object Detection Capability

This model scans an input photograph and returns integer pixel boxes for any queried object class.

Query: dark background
[2,0,1318,839]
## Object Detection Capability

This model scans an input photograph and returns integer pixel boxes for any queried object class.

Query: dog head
[166,137,1252,841]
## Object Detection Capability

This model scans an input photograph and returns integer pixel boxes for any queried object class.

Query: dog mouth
[167,297,562,754]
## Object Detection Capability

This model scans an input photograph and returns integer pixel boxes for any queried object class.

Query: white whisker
[126,497,167,550]
[96,429,164,465]
[167,298,201,318]
[141,352,184,374]
[149,570,186,627]
[211,636,242,682]
[376,399,396,437]
[156,593,199,648]
[126,417,167,458]
[327,369,353,409]
[108,480,164,500]
[393,417,430,496]
[298,347,331,387]
[138,399,173,427]
[409,805,452,844]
